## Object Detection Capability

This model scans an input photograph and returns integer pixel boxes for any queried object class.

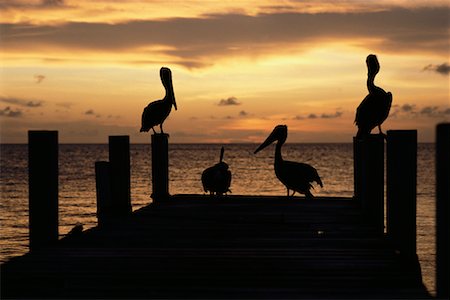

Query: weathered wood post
[109,136,132,216]
[95,161,112,226]
[386,130,417,256]
[28,131,58,251]
[353,135,384,234]
[436,123,449,299]
[151,133,169,201]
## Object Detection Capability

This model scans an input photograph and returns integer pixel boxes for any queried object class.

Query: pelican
[355,54,392,138]
[254,125,323,199]
[140,67,177,134]
[201,146,232,196]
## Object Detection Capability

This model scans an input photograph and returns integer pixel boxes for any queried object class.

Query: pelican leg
[378,125,387,139]
[160,123,164,134]
[151,127,157,134]
[287,189,290,197]
[291,191,296,197]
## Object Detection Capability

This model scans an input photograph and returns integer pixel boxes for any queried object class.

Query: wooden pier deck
[1,195,431,299]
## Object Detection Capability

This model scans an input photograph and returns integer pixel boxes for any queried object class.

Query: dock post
[28,131,58,251]
[353,137,362,199]
[151,133,169,201]
[95,161,112,226]
[354,135,384,234]
[386,130,417,256]
[436,123,449,299]
[109,136,132,216]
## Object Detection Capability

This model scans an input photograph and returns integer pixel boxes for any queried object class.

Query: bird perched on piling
[355,54,392,138]
[140,67,177,134]
[254,125,323,199]
[201,147,232,196]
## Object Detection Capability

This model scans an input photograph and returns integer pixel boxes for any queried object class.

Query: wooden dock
[3,125,449,299]
[1,195,430,299]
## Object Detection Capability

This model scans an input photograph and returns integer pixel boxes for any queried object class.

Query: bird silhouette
[201,146,232,196]
[254,125,323,199]
[140,67,177,134]
[355,54,392,138]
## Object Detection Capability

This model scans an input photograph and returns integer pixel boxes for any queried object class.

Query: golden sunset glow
[1,0,449,143]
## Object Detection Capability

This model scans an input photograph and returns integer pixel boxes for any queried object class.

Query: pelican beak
[254,130,277,154]
[172,94,177,110]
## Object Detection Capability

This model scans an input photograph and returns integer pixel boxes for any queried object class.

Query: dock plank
[1,195,430,299]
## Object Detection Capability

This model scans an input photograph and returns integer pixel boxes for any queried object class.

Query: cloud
[423,63,450,75]
[218,97,241,106]
[297,110,343,120]
[84,109,101,117]
[0,107,23,118]
[320,111,343,119]
[401,103,416,112]
[1,7,448,68]
[239,110,248,117]
[0,96,43,107]
[34,74,46,83]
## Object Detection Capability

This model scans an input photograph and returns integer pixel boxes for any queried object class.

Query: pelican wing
[278,161,322,193]
[355,87,392,135]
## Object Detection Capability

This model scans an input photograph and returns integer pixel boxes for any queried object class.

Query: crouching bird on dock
[140,67,177,134]
[201,146,232,196]
[254,125,323,199]
[355,54,392,138]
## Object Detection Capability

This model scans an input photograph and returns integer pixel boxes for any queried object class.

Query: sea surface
[0,143,436,294]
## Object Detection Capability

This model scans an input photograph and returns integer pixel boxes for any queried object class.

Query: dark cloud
[0,96,43,107]
[423,63,450,75]
[41,0,65,6]
[34,74,46,83]
[1,7,447,68]
[401,103,416,112]
[239,110,248,117]
[300,111,343,120]
[320,111,343,119]
[218,97,241,106]
[85,109,101,117]
[0,106,23,118]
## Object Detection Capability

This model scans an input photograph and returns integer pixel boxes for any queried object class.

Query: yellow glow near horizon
[1,1,449,143]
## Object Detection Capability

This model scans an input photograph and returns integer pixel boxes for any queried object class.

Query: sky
[0,0,449,143]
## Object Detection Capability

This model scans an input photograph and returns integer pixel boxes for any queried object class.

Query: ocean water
[0,143,435,294]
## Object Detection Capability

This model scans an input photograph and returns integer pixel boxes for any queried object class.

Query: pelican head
[160,67,177,110]
[366,54,380,78]
[254,125,287,154]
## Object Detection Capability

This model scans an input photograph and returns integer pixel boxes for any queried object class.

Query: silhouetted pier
[1,124,449,299]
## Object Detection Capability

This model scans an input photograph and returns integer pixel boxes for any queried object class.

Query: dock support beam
[353,135,384,234]
[436,123,449,299]
[386,130,417,255]
[109,136,132,216]
[28,131,58,251]
[151,133,169,201]
[95,161,112,226]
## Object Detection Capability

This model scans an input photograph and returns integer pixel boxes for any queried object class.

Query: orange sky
[0,0,449,143]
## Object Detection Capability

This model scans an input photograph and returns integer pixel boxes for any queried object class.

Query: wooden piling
[151,133,169,201]
[353,135,384,234]
[95,161,112,226]
[436,123,449,299]
[28,131,58,250]
[386,130,417,255]
[108,136,132,216]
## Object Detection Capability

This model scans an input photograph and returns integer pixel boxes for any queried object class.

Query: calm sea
[0,143,436,294]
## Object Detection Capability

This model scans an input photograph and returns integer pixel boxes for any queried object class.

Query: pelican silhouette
[201,146,232,196]
[355,54,392,138]
[140,67,177,134]
[254,125,323,199]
